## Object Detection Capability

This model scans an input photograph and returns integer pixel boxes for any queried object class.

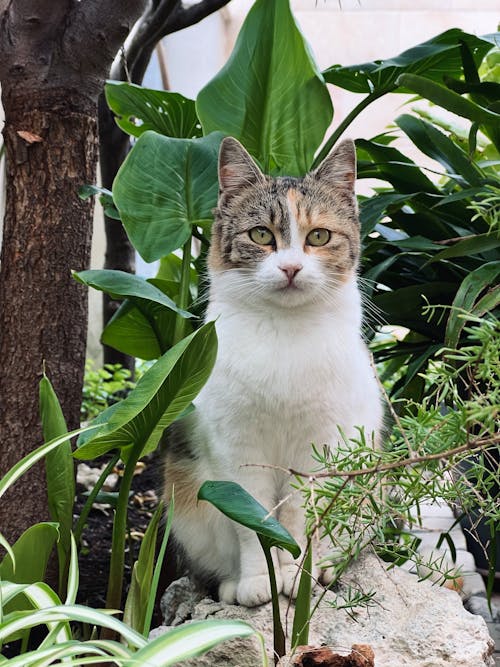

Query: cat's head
[208,137,360,309]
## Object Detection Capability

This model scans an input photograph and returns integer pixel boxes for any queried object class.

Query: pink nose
[279,264,303,284]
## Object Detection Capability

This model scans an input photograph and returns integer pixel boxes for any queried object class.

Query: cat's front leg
[235,525,283,606]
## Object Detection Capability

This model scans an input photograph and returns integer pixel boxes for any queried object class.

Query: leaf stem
[312,89,387,168]
[172,236,192,345]
[102,444,142,639]
[74,452,120,545]
[260,538,285,664]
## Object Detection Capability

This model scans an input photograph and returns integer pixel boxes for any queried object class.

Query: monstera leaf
[196,0,332,176]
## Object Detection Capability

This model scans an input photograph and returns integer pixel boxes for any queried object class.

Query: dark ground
[75,450,178,625]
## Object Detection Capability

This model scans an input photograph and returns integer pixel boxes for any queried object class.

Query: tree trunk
[0,91,98,542]
[0,0,147,544]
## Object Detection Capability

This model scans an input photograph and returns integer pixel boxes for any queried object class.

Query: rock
[157,553,495,666]
[286,644,375,666]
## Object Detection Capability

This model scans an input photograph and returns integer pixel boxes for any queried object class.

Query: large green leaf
[198,481,300,558]
[445,262,500,349]
[123,502,163,635]
[0,581,70,644]
[105,81,202,139]
[0,605,147,649]
[430,234,500,263]
[130,619,266,667]
[39,373,74,596]
[75,322,217,461]
[397,73,500,126]
[374,283,458,337]
[73,269,191,319]
[196,0,332,175]
[324,30,493,94]
[113,131,223,262]
[0,426,97,500]
[395,114,484,186]
[101,277,193,361]
[0,523,59,584]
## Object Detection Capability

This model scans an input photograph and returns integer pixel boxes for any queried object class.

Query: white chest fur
[193,276,382,474]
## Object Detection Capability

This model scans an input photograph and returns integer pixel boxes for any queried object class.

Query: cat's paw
[218,579,238,604]
[237,573,281,607]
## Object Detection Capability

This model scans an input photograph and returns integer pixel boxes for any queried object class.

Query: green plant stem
[143,497,173,636]
[260,538,285,664]
[73,453,120,545]
[291,543,312,650]
[172,236,192,345]
[312,89,388,168]
[102,444,143,639]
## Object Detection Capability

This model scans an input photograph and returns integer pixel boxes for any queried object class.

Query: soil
[75,450,178,625]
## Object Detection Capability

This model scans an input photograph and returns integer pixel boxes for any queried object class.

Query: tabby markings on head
[209,137,360,285]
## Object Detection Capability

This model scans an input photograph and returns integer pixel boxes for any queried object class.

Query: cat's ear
[218,137,265,195]
[312,139,356,190]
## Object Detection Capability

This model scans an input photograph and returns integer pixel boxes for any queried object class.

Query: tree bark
[0,0,147,544]
[0,93,98,541]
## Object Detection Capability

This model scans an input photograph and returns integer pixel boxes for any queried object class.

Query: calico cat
[163,136,383,608]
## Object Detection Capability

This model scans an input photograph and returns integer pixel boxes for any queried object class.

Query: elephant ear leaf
[112,131,223,262]
[196,0,332,176]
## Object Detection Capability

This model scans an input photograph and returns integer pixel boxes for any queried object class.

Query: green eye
[306,228,331,247]
[249,226,275,245]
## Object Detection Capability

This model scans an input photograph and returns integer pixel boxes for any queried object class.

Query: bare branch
[164,0,231,34]
[244,433,500,481]
[111,0,232,85]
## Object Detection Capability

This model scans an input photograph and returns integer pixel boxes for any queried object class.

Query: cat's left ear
[311,139,356,190]
[218,137,265,195]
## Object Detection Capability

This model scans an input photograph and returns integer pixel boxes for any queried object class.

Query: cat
[163,136,383,608]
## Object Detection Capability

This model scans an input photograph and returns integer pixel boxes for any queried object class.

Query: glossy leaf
[0,581,70,644]
[445,262,500,349]
[101,277,193,361]
[324,30,493,94]
[0,523,59,584]
[75,322,218,461]
[131,619,266,667]
[79,185,120,220]
[0,426,97,500]
[73,269,192,319]
[113,131,223,262]
[395,114,483,186]
[196,0,332,175]
[39,373,74,595]
[430,234,500,262]
[397,73,500,126]
[198,481,300,558]
[291,543,312,649]
[105,81,202,139]
[374,283,457,338]
[0,605,147,649]
[123,501,163,635]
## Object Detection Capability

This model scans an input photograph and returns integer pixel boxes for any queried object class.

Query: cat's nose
[279,264,303,284]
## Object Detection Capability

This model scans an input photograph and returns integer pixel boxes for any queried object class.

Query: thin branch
[164,0,231,34]
[245,433,500,481]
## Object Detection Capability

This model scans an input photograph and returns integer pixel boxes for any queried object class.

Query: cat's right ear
[218,137,264,196]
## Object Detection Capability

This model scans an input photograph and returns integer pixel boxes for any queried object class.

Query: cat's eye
[249,226,275,245]
[306,228,331,247]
